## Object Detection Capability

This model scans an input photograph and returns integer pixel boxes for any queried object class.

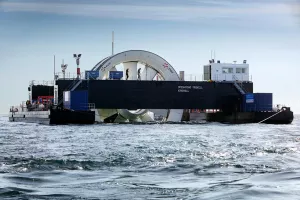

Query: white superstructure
[203,60,249,82]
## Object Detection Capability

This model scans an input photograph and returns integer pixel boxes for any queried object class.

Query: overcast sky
[0,0,300,114]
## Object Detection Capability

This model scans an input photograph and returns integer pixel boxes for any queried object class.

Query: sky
[0,0,300,114]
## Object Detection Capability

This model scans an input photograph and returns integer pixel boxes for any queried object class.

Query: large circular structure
[92,50,183,122]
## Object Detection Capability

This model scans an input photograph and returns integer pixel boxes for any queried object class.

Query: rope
[257,110,283,124]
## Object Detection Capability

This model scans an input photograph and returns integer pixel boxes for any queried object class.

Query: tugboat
[9,81,95,125]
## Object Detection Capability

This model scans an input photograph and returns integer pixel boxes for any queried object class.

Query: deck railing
[29,80,55,86]
[55,72,86,80]
[9,102,53,113]
[63,103,95,111]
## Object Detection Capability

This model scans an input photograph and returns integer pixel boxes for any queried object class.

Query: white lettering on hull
[178,85,203,92]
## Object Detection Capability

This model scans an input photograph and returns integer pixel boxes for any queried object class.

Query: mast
[112,31,114,56]
[54,55,56,80]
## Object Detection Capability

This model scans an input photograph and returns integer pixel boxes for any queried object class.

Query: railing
[273,104,287,112]
[10,101,28,112]
[212,74,252,82]
[242,103,274,112]
[55,72,86,80]
[10,106,25,112]
[190,109,221,113]
[232,75,246,94]
[56,79,83,106]
[9,102,52,112]
[88,103,95,110]
[181,74,253,82]
[184,74,203,81]
[64,103,95,111]
[29,80,55,86]
[27,104,52,111]
[70,79,82,91]
[10,102,95,112]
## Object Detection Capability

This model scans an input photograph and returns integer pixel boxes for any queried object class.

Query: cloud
[0,1,294,22]
[291,1,300,16]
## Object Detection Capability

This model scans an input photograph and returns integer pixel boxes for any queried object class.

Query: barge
[9,50,293,124]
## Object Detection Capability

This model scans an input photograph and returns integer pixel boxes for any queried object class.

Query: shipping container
[109,71,123,79]
[63,90,89,111]
[254,93,273,111]
[242,93,272,112]
[85,71,99,80]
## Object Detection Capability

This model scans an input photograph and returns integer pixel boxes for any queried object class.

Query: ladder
[233,82,245,95]
[57,79,83,106]
[70,79,82,91]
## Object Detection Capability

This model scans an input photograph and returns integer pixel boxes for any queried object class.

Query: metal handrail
[55,72,86,80]
[10,102,53,112]
[232,75,246,94]
[273,104,287,111]
[88,103,95,110]
[29,80,55,86]
[211,74,251,82]
[64,103,95,111]
[57,79,82,106]
[184,74,203,81]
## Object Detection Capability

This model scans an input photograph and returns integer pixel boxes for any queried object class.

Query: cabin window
[236,68,246,73]
[222,67,233,73]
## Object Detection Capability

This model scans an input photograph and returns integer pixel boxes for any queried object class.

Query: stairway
[233,82,245,95]
[57,79,83,106]
[70,80,82,91]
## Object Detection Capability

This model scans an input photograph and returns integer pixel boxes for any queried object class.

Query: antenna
[53,55,56,80]
[112,31,114,55]
[214,50,216,60]
[61,62,68,79]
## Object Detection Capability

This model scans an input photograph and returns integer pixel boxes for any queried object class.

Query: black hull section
[9,109,293,125]
[9,109,95,125]
[49,109,95,125]
[206,110,294,124]
[253,111,294,124]
[56,80,253,110]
